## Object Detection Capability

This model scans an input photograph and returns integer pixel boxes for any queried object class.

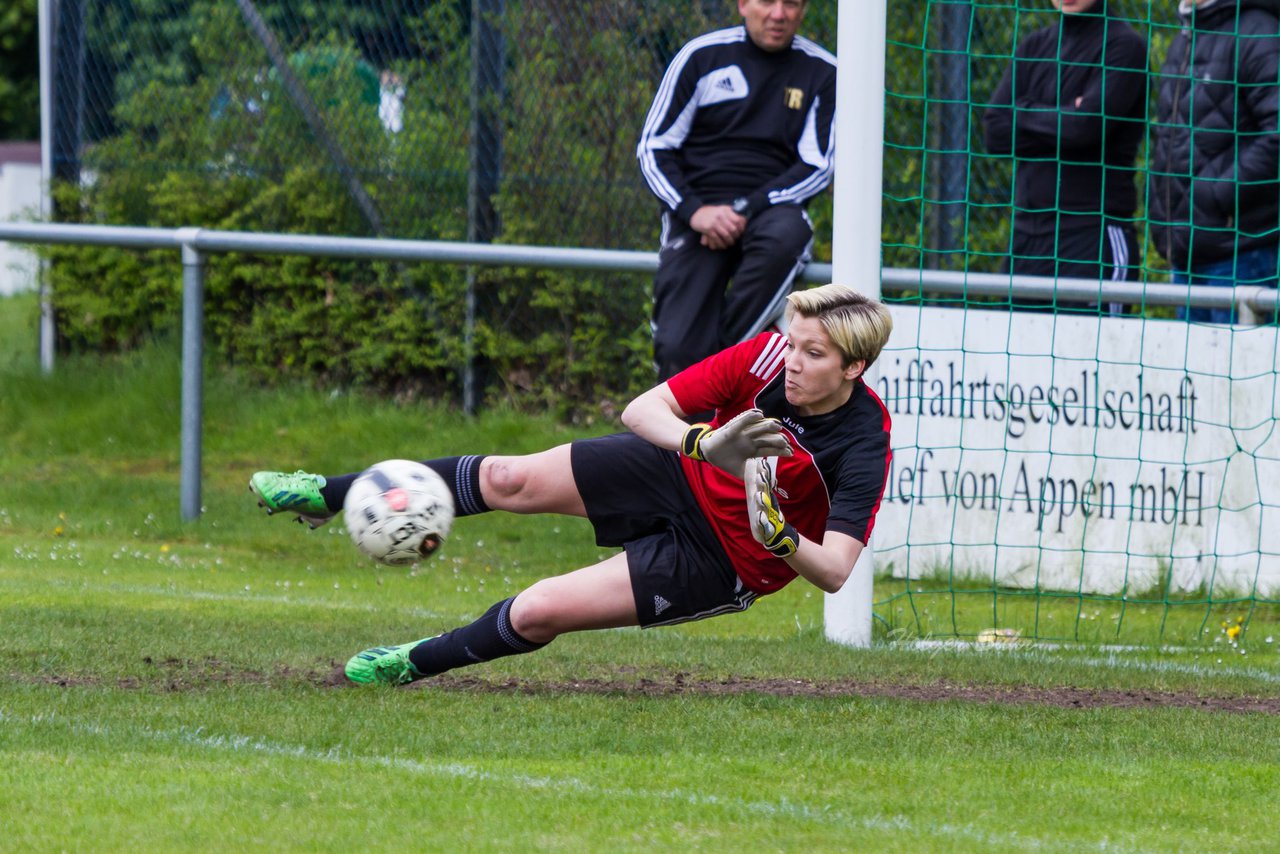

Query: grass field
[2,292,1278,852]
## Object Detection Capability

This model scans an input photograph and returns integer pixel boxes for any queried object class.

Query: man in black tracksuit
[637,0,836,380]
[983,0,1148,313]
[1149,0,1280,323]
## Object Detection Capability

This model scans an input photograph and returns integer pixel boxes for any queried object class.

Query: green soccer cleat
[249,470,334,529]
[344,637,437,686]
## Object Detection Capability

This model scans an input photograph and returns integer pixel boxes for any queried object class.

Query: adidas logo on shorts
[654,594,672,616]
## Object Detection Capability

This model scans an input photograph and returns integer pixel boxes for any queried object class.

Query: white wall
[0,162,42,296]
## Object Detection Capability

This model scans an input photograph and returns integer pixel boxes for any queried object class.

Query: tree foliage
[0,0,39,140]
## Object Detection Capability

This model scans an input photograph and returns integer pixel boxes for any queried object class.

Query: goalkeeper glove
[746,457,799,558]
[681,408,792,479]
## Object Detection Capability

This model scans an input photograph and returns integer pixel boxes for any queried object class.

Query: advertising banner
[876,306,1280,595]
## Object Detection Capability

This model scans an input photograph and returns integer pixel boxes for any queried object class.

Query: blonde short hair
[785,284,893,368]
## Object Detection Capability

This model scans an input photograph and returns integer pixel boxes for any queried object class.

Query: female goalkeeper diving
[250,283,893,685]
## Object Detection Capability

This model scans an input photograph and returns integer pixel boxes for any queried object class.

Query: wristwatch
[731,196,753,217]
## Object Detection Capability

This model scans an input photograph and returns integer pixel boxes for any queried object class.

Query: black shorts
[570,433,758,627]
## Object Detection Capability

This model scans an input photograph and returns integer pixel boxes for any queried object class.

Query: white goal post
[825,0,888,647]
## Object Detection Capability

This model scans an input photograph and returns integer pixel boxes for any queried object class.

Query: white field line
[900,640,1280,684]
[1,711,1126,853]
[906,639,1200,654]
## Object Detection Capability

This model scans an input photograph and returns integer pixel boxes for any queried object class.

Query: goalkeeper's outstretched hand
[681,408,792,479]
[746,457,799,558]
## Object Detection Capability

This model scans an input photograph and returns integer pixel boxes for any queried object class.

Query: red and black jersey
[667,332,892,595]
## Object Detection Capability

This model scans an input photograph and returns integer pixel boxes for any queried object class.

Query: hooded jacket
[983,0,1148,236]
[1148,0,1280,268]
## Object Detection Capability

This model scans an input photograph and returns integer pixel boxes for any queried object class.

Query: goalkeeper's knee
[483,457,533,501]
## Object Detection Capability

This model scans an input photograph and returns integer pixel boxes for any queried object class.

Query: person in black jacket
[636,0,835,380]
[1149,0,1280,323]
[983,0,1148,314]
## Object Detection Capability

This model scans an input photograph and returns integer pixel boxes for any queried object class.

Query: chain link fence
[47,1,1182,262]
[47,0,735,250]
[40,1,1201,410]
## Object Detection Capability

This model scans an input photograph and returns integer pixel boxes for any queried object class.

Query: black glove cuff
[682,424,712,461]
[766,523,799,558]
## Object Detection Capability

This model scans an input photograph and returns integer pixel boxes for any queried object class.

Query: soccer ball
[343,459,455,565]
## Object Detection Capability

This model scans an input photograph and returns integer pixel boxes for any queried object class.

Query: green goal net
[872,0,1279,650]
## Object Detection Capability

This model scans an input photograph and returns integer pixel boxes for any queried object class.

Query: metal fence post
[178,228,205,520]
[464,0,505,416]
[826,0,888,648]
[1236,287,1259,326]
[38,0,56,375]
[934,0,971,268]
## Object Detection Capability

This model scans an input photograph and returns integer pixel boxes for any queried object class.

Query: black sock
[408,597,547,677]
[319,473,359,511]
[319,455,492,515]
[422,455,492,516]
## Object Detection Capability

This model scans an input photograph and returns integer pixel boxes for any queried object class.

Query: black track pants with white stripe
[651,204,812,381]
[1006,220,1139,314]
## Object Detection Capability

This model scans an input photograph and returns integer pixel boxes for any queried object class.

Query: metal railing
[3,220,1277,520]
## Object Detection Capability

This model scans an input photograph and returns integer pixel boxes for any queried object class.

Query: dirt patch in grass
[23,657,1280,715]
[418,673,1280,715]
[32,656,306,691]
